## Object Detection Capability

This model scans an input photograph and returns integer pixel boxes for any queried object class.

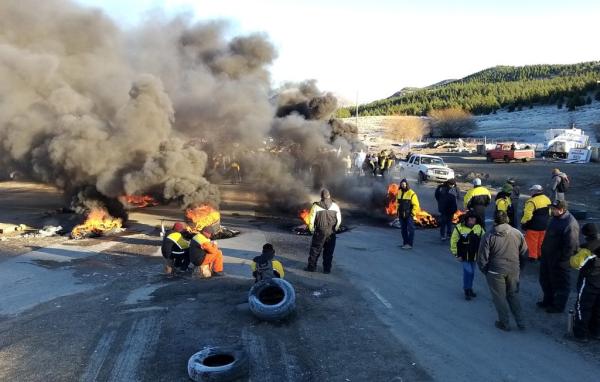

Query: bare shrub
[428,108,477,137]
[383,117,429,142]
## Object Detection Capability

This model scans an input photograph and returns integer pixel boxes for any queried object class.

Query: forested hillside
[338,62,600,117]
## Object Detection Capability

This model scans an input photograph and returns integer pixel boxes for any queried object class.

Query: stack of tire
[248,278,296,321]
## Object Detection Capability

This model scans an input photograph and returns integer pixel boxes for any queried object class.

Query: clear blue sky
[76,0,600,103]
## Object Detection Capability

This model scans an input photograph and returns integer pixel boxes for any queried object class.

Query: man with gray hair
[478,210,528,331]
[305,189,342,274]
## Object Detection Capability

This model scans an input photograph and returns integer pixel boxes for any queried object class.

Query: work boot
[494,321,511,332]
[212,271,225,277]
[401,244,413,250]
[468,289,477,298]
[464,290,471,301]
[517,322,526,331]
[323,269,331,274]
[163,261,174,275]
[303,266,316,272]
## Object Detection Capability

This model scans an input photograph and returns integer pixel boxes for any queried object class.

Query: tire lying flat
[188,346,249,382]
[248,278,296,322]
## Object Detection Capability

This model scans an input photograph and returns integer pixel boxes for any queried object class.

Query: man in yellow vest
[397,178,420,250]
[495,184,514,226]
[521,185,552,261]
[450,211,485,300]
[463,178,492,229]
[161,222,190,275]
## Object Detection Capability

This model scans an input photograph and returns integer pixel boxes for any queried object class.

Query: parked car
[400,154,455,182]
[486,143,534,163]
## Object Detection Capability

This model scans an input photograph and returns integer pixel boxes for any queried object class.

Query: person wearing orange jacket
[189,225,225,278]
[520,185,552,261]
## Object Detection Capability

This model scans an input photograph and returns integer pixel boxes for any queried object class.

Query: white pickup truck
[400,154,455,182]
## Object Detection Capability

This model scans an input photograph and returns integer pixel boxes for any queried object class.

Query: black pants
[472,205,486,230]
[163,252,190,271]
[539,259,571,311]
[573,282,600,339]
[308,232,336,271]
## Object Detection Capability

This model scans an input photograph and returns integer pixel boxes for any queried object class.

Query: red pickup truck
[486,143,535,163]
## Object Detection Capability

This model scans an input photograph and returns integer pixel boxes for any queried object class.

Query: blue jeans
[463,261,475,290]
[400,217,415,246]
[439,213,453,238]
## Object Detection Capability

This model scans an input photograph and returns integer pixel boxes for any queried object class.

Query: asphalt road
[1,183,599,381]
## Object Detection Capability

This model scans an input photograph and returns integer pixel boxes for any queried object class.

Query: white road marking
[368,286,392,309]
[108,316,161,382]
[120,306,169,314]
[80,330,116,382]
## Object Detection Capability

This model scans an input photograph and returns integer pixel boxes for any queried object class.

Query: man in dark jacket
[435,179,460,241]
[478,210,528,331]
[538,200,580,313]
[506,178,520,227]
[570,223,600,341]
[305,189,342,274]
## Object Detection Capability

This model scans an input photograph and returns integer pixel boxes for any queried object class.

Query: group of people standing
[391,168,599,339]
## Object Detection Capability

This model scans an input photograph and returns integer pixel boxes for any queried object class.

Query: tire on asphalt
[248,278,296,321]
[187,346,249,382]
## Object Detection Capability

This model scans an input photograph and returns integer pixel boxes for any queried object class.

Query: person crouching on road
[451,210,484,300]
[189,225,225,278]
[570,223,600,341]
[495,184,514,226]
[478,210,528,331]
[305,189,342,274]
[397,178,420,250]
[252,243,285,282]
[520,185,551,262]
[538,200,579,313]
[161,222,191,275]
[463,178,491,230]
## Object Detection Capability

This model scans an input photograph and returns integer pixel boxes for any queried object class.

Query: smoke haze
[0,0,361,214]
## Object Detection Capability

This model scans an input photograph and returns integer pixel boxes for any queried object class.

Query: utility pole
[355,91,359,130]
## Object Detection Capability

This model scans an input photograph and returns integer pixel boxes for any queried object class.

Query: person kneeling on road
[252,243,285,282]
[451,210,484,300]
[161,222,191,275]
[189,225,225,278]
[569,223,600,342]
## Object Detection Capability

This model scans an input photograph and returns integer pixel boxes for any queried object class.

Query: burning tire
[187,346,249,382]
[248,278,296,321]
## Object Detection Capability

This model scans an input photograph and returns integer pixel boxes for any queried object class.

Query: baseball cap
[529,185,543,191]
[550,200,567,210]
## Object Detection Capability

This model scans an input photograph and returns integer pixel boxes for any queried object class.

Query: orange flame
[452,210,466,224]
[71,208,122,238]
[414,209,439,228]
[185,204,221,233]
[385,183,399,216]
[299,209,310,226]
[122,195,158,208]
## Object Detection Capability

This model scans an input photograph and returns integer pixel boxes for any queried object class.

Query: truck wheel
[486,154,492,162]
[503,155,510,163]
[419,171,427,183]
[522,158,528,163]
